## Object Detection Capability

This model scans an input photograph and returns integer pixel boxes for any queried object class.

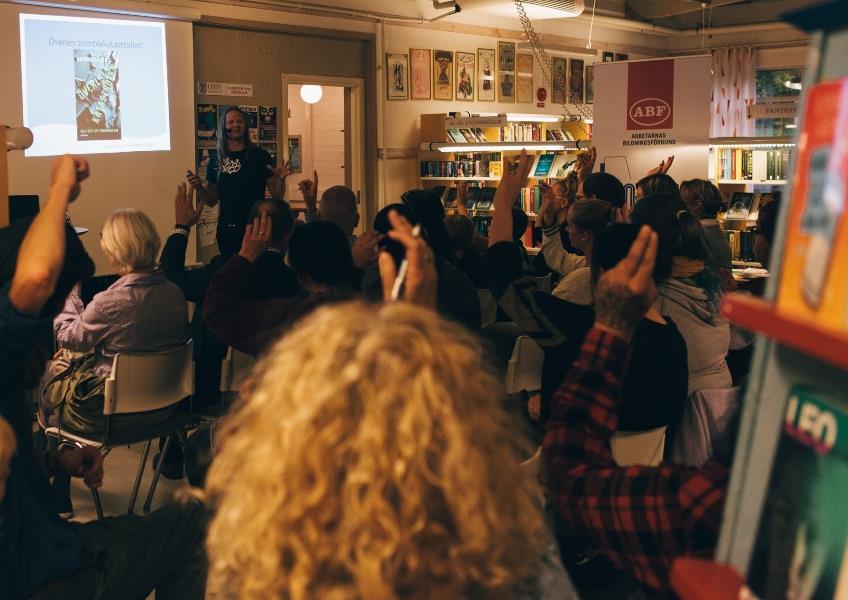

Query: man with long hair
[187,106,290,256]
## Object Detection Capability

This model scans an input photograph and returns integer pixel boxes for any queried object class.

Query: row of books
[717,148,791,181]
[420,156,502,178]
[435,184,543,215]
[446,128,489,144]
[725,230,756,261]
[502,123,544,142]
[545,128,576,142]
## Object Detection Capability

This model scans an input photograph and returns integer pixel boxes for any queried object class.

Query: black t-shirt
[206,147,273,228]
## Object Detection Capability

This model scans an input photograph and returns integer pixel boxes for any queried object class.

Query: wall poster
[433,50,454,100]
[477,48,496,101]
[552,57,567,105]
[516,53,534,103]
[455,51,475,101]
[585,65,594,104]
[569,59,584,104]
[409,48,432,100]
[497,41,516,102]
[287,135,302,173]
[386,53,409,100]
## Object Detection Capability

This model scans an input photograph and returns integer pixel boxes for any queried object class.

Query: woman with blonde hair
[45,208,188,516]
[205,211,574,599]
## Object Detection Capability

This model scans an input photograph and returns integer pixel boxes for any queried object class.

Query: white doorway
[281,75,367,232]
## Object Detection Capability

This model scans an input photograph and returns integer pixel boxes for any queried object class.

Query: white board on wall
[593,55,712,187]
[1,3,195,273]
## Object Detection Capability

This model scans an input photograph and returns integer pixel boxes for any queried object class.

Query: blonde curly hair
[205,301,545,599]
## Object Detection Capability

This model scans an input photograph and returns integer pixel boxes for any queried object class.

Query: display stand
[672,3,848,597]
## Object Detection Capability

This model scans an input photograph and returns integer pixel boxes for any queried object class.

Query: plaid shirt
[543,328,729,592]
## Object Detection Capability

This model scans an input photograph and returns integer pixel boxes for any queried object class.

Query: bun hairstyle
[569,198,615,237]
[630,193,710,261]
[636,173,679,199]
[679,179,726,218]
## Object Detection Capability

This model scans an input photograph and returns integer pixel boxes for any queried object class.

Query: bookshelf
[673,4,848,598]
[708,137,795,187]
[418,112,591,242]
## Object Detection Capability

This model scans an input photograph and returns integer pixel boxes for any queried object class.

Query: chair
[505,335,545,395]
[219,346,256,394]
[44,340,194,518]
[611,427,667,467]
[477,289,498,328]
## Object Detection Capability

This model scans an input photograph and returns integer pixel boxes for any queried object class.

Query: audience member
[203,216,357,356]
[44,207,188,515]
[188,106,291,256]
[544,224,728,593]
[754,192,781,269]
[363,197,482,331]
[204,211,576,598]
[680,178,733,271]
[631,194,732,395]
[551,198,615,305]
[636,172,679,200]
[0,416,14,503]
[300,170,361,245]
[444,213,486,288]
[0,155,206,599]
[486,152,687,432]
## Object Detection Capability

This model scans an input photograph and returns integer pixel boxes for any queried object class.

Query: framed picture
[287,135,302,174]
[615,53,629,61]
[516,53,534,103]
[569,58,584,104]
[497,41,516,102]
[386,53,408,100]
[477,48,496,101]
[585,65,594,104]
[409,48,431,100]
[602,51,614,62]
[433,50,453,100]
[455,51,475,101]
[552,57,567,104]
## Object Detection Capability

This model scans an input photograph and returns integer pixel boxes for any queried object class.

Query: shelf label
[747,102,798,119]
[445,115,507,128]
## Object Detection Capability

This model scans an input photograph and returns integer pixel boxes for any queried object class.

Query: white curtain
[710,47,756,138]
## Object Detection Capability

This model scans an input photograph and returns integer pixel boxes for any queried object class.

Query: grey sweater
[656,278,732,395]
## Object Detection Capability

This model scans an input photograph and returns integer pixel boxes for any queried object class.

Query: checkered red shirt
[543,327,729,592]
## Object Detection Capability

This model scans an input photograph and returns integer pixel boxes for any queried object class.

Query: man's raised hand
[238,212,272,263]
[174,183,203,228]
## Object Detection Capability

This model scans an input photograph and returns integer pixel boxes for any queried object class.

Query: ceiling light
[421,141,588,153]
[300,84,323,104]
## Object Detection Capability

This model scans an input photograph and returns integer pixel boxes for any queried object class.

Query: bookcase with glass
[418,112,591,246]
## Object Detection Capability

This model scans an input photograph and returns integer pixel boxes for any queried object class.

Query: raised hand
[351,231,385,270]
[455,180,470,215]
[576,147,597,183]
[539,181,560,228]
[379,210,437,308]
[238,213,272,263]
[647,155,674,176]
[174,183,203,228]
[267,159,294,181]
[50,155,90,203]
[488,150,534,246]
[593,225,658,341]
[298,170,319,211]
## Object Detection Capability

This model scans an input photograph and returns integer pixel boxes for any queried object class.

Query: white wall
[1,2,195,274]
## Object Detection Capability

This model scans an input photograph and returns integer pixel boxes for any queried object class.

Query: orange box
[777,78,848,331]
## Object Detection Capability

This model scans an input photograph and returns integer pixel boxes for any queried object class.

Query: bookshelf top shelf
[717,179,787,185]
[721,294,848,372]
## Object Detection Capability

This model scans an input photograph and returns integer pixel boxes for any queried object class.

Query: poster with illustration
[569,59,584,104]
[259,106,277,141]
[455,52,475,101]
[197,104,217,139]
[585,65,594,104]
[74,49,121,141]
[386,53,408,100]
[239,105,259,144]
[517,54,534,103]
[478,48,496,101]
[287,135,302,173]
[433,50,454,100]
[409,49,431,100]
[552,57,567,105]
[498,41,516,102]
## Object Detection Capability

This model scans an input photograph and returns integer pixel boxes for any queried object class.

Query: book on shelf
[502,123,543,142]
[532,153,556,178]
[747,386,848,600]
[550,155,577,179]
[447,128,466,143]
[726,192,756,219]
[420,153,501,178]
[776,77,848,332]
[516,186,542,214]
[475,187,495,211]
[473,128,488,142]
[717,148,790,181]
[459,129,477,143]
[723,230,756,261]
[489,160,503,178]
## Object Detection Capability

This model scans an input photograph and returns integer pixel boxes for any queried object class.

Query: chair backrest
[478,289,498,328]
[505,335,544,395]
[611,426,667,467]
[104,339,194,415]
[219,346,256,393]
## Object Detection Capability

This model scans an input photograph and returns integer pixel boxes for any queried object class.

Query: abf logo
[629,98,672,128]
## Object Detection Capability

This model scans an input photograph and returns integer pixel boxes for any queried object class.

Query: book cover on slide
[74,49,122,141]
[748,387,848,600]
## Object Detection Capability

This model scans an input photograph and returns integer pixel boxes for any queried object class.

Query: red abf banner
[627,59,674,130]
[593,56,711,187]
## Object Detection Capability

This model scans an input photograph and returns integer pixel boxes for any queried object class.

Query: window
[755,67,803,136]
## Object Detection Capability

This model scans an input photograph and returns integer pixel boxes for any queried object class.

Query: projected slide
[19,14,170,157]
